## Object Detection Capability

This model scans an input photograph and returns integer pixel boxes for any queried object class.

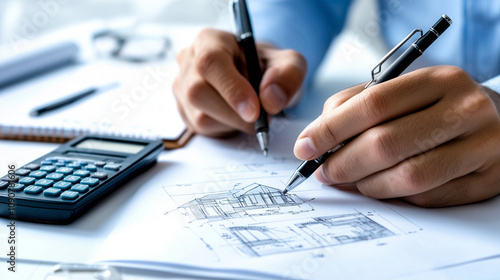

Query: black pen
[30,82,119,117]
[232,0,269,156]
[283,14,453,194]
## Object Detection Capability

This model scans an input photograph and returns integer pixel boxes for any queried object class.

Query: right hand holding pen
[173,28,307,137]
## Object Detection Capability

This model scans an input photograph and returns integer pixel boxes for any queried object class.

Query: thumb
[258,45,307,115]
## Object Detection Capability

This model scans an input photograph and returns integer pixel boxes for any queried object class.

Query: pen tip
[282,189,288,195]
[263,149,268,157]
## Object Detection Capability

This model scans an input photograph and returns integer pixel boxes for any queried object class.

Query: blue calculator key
[15,169,31,176]
[85,165,97,172]
[56,167,73,175]
[2,175,19,182]
[104,164,121,171]
[53,181,72,190]
[11,183,25,192]
[94,161,106,167]
[71,184,89,193]
[43,188,62,197]
[24,185,43,194]
[58,159,72,163]
[80,177,99,186]
[19,177,36,185]
[67,163,81,169]
[40,166,56,172]
[73,170,90,177]
[46,172,64,181]
[29,171,47,179]
[35,179,54,188]
[61,191,79,200]
[55,162,66,167]
[63,175,80,183]
[79,161,89,166]
[45,157,59,162]
[40,160,53,165]
[91,172,108,180]
[24,163,40,170]
[0,181,9,189]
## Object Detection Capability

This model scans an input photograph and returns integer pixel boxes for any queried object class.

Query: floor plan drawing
[222,213,396,257]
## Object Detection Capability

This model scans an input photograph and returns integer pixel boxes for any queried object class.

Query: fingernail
[294,137,317,159]
[237,102,256,122]
[265,84,287,112]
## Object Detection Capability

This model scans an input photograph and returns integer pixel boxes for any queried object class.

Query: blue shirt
[248,0,500,93]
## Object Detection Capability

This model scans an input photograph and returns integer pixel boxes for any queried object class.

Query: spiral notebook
[0,59,191,149]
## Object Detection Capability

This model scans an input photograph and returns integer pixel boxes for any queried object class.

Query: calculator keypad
[1,156,119,201]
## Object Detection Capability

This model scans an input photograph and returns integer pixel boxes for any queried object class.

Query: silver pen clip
[365,29,423,88]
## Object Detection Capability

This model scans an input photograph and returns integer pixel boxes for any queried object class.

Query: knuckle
[191,112,214,135]
[433,65,470,86]
[326,161,351,183]
[398,161,428,192]
[185,79,206,107]
[366,127,399,163]
[194,48,224,76]
[360,89,390,122]
[404,194,436,208]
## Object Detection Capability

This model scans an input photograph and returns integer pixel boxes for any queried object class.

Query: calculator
[0,135,163,224]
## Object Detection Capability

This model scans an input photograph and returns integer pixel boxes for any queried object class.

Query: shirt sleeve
[248,0,353,87]
[482,75,500,94]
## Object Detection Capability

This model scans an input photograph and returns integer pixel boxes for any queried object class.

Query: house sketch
[175,183,314,222]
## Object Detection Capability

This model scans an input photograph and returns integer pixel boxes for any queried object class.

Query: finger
[174,72,254,135]
[317,94,486,184]
[321,83,366,113]
[354,133,491,199]
[401,165,500,207]
[193,29,260,123]
[294,66,472,160]
[258,47,307,114]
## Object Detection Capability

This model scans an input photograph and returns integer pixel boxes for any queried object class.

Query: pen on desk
[232,0,270,156]
[283,14,453,195]
[29,82,120,117]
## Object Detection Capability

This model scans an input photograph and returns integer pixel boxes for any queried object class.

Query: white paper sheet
[89,119,500,279]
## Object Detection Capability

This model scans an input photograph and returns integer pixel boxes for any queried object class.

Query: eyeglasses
[92,29,171,63]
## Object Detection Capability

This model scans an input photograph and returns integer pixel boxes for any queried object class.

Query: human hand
[294,66,500,207]
[173,28,307,137]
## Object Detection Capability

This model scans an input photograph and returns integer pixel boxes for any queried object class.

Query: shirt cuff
[482,75,500,94]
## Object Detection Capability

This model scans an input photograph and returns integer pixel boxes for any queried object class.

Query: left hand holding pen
[294,65,500,207]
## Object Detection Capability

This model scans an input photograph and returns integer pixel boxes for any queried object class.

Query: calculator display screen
[75,139,146,154]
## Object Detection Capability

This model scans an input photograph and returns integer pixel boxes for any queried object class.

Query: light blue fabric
[248,0,500,93]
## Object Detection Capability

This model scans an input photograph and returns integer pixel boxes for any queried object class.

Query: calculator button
[43,188,62,197]
[80,178,99,186]
[24,163,40,170]
[55,162,66,167]
[24,185,43,194]
[61,191,79,200]
[35,179,54,188]
[67,163,81,169]
[40,166,56,172]
[15,169,31,176]
[91,172,108,180]
[40,160,53,165]
[53,181,72,190]
[104,164,121,171]
[1,175,19,182]
[56,167,73,175]
[58,159,72,163]
[73,170,90,177]
[71,184,89,193]
[46,172,64,181]
[85,165,97,172]
[94,161,106,167]
[79,161,89,166]
[11,183,25,192]
[19,177,36,185]
[63,175,81,184]
[0,181,9,189]
[29,171,47,179]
